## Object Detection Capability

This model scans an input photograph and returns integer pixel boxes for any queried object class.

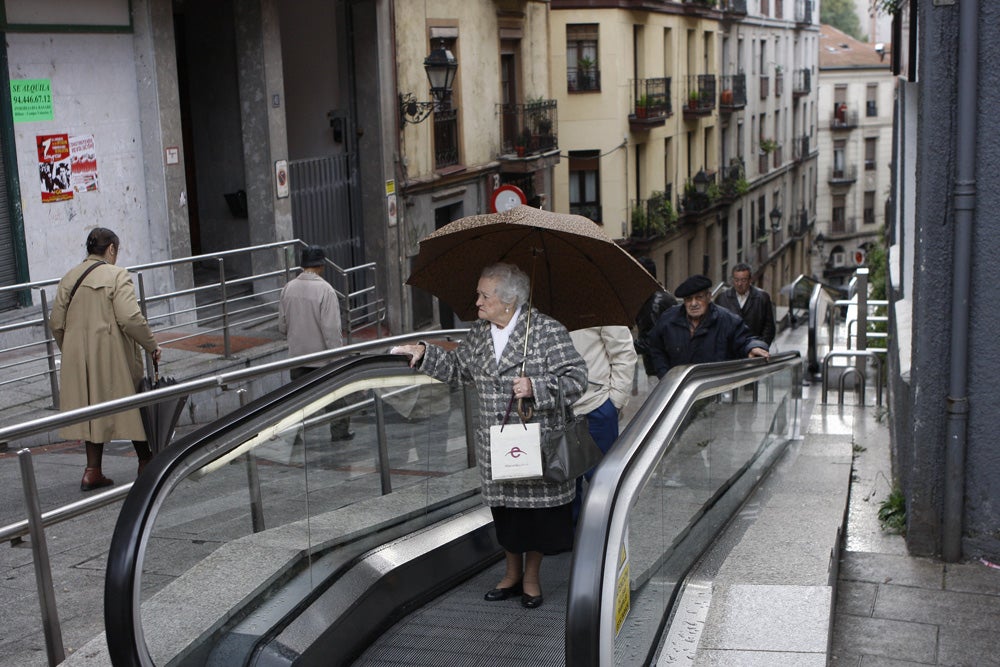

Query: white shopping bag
[489,422,543,480]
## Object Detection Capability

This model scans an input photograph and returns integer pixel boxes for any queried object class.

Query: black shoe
[330,431,355,442]
[521,591,544,608]
[484,581,522,601]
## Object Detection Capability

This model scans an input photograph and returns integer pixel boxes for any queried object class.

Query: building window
[864,137,877,171]
[832,194,846,233]
[433,37,459,170]
[569,150,601,222]
[866,83,878,116]
[833,139,846,178]
[567,25,599,92]
[757,194,767,239]
[864,190,876,224]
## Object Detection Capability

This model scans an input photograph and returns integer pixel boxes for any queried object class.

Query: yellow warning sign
[614,561,631,635]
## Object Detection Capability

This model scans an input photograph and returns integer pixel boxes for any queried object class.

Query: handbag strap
[66,260,106,311]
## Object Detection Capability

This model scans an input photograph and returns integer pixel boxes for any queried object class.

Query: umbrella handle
[516,397,533,421]
[153,358,159,385]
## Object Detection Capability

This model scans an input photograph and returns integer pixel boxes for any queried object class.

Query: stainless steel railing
[0,239,385,410]
[0,328,466,666]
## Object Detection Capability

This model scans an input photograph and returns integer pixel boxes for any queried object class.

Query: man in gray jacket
[278,245,352,440]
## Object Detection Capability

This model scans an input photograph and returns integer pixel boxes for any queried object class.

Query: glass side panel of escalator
[132,368,479,666]
[606,366,797,665]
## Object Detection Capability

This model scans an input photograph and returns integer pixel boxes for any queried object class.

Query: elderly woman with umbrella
[393,262,587,609]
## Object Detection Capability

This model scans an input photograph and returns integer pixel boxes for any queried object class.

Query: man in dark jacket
[634,257,677,377]
[714,263,776,344]
[649,274,770,379]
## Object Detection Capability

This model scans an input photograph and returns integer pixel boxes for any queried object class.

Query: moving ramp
[104,348,802,666]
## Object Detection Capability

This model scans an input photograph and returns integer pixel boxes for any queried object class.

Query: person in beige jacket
[49,228,161,491]
[569,325,637,520]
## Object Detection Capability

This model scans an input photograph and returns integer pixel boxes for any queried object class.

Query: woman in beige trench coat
[49,228,161,491]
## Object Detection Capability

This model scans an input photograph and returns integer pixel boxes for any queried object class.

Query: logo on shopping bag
[506,446,531,459]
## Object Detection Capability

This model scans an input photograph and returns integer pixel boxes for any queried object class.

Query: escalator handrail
[566,351,802,666]
[104,353,441,667]
[0,329,470,446]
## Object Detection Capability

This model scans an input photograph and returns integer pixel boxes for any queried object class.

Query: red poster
[37,133,73,203]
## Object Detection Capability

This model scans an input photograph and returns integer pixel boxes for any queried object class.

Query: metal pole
[943,0,978,563]
[218,258,232,359]
[136,272,154,376]
[18,449,65,666]
[38,289,60,410]
[373,391,392,494]
[237,389,265,533]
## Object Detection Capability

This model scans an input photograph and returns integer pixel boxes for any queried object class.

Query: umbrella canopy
[137,362,187,454]
[406,206,660,330]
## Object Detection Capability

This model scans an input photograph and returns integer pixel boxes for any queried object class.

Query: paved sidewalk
[829,404,1000,666]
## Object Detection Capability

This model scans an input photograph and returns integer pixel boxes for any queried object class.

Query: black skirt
[490,503,574,555]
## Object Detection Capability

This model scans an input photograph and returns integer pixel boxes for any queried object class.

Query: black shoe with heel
[521,588,544,608]
[484,581,522,601]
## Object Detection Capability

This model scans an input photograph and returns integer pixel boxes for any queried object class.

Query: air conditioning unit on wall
[831,251,846,267]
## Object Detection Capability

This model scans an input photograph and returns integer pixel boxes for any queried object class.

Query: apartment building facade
[550,0,819,301]
[815,23,893,286]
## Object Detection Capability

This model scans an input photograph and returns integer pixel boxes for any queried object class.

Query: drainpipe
[942,0,977,563]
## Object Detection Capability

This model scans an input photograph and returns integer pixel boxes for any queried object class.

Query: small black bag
[541,385,604,482]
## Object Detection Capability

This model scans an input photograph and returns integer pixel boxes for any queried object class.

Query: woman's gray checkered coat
[420,307,588,508]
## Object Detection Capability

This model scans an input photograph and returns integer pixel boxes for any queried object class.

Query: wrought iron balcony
[793,135,811,162]
[793,68,811,96]
[568,66,600,92]
[828,165,858,184]
[719,74,747,112]
[720,0,748,14]
[683,74,716,119]
[434,108,459,169]
[830,215,858,235]
[795,0,813,25]
[498,99,558,158]
[629,77,672,129]
[630,187,676,238]
[831,103,859,129]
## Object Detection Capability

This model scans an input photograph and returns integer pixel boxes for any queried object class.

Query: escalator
[104,344,802,666]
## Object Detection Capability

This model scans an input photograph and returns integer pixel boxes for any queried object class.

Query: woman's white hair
[481,262,530,307]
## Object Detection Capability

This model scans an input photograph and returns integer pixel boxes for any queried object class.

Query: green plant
[731,177,750,196]
[577,55,595,71]
[878,487,907,535]
[760,138,778,154]
[689,89,700,102]
[647,190,677,233]
[630,205,649,235]
[706,182,722,203]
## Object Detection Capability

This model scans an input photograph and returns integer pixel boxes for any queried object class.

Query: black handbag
[541,385,604,482]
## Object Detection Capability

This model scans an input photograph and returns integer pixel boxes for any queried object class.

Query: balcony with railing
[828,164,858,184]
[720,0,748,14]
[718,159,748,202]
[830,215,858,235]
[629,77,672,130]
[680,173,718,216]
[793,134,811,162]
[568,65,601,92]
[793,68,811,97]
[630,187,676,239]
[831,103,859,129]
[718,74,747,113]
[434,108,459,169]
[791,208,810,236]
[570,204,602,224]
[759,75,770,100]
[498,99,558,160]
[795,0,813,25]
[684,0,720,14]
[683,74,716,119]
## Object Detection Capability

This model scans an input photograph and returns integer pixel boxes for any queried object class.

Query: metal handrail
[1,328,467,667]
[0,239,385,407]
[821,349,883,406]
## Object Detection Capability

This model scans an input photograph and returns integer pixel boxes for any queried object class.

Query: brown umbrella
[406,205,660,331]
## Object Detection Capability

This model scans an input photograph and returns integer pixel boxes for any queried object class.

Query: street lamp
[399,40,458,127]
[693,168,711,194]
[769,205,783,233]
[813,232,826,257]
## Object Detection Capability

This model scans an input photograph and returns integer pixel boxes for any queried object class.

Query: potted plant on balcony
[630,205,649,237]
[720,88,734,105]
[577,56,595,89]
[760,138,778,154]
[635,95,650,119]
[515,129,529,157]
[688,89,700,110]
